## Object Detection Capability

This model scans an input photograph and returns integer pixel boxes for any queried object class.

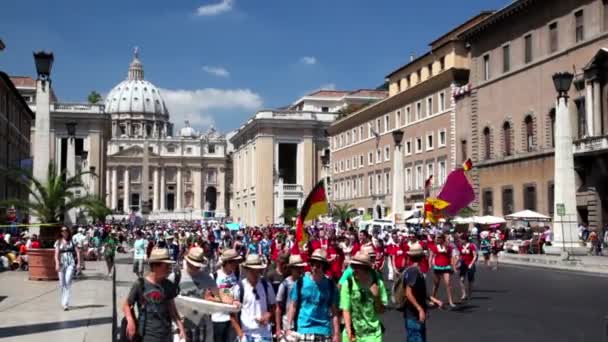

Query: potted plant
[1,162,98,280]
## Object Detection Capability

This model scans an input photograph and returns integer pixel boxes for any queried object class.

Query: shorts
[133,259,144,274]
[459,264,476,282]
[432,265,453,274]
[405,319,426,342]
[296,334,332,342]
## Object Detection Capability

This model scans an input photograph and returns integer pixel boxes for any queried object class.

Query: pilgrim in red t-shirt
[326,245,343,280]
[392,243,407,270]
[429,243,453,267]
[459,242,477,267]
[374,245,386,271]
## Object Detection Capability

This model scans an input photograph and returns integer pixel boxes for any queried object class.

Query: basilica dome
[104,50,168,116]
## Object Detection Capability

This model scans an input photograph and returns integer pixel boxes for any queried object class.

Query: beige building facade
[458,0,608,230]
[327,13,490,218]
[230,90,386,225]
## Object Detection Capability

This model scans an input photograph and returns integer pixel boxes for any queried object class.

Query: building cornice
[458,0,538,41]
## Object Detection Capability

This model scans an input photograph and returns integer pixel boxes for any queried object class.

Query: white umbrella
[452,216,475,224]
[474,215,506,225]
[505,210,551,222]
[406,217,423,224]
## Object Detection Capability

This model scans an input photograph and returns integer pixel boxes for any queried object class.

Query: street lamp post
[392,130,405,224]
[320,148,331,217]
[547,72,584,258]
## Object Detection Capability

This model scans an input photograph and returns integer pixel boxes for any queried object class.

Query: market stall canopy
[505,210,552,222]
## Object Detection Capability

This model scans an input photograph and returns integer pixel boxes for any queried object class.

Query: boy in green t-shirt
[340,250,387,342]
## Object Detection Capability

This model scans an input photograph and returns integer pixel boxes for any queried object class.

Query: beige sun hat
[407,242,425,256]
[148,248,176,264]
[242,254,267,270]
[362,245,376,257]
[349,251,373,268]
[287,255,308,268]
[220,249,243,262]
[309,249,329,264]
[184,247,207,268]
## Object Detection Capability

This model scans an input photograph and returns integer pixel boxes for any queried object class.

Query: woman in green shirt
[340,250,387,342]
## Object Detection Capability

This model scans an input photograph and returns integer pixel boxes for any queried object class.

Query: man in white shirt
[234,254,276,342]
[132,230,148,278]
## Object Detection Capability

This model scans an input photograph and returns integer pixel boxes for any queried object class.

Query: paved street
[382,264,608,342]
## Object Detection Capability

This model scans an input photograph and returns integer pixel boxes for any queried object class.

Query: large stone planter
[28,248,58,281]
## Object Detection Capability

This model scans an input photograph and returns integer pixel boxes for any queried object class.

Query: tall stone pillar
[593,80,602,136]
[141,141,150,213]
[66,137,77,225]
[160,167,166,211]
[217,167,226,215]
[106,168,111,207]
[123,168,130,213]
[391,144,404,222]
[546,96,587,256]
[193,168,202,210]
[585,81,594,136]
[176,167,183,210]
[33,77,51,186]
[276,177,284,224]
[111,168,118,210]
[153,167,159,212]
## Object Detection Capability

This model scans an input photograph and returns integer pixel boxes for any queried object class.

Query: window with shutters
[503,44,510,72]
[524,34,533,64]
[502,187,514,215]
[525,115,534,152]
[503,121,512,156]
[549,22,558,53]
[523,184,537,211]
[483,189,493,215]
[575,10,584,42]
[483,127,491,160]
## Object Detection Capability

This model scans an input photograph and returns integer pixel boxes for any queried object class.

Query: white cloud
[161,88,263,131]
[202,65,230,78]
[300,56,317,65]
[196,0,234,16]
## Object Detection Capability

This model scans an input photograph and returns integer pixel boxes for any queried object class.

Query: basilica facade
[105,51,228,219]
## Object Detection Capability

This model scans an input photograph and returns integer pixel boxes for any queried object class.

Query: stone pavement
[0,259,114,342]
[498,252,608,275]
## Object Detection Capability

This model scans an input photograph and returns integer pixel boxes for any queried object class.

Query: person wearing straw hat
[211,249,243,342]
[340,251,387,342]
[233,254,276,342]
[400,242,428,342]
[176,247,221,342]
[275,254,307,339]
[123,248,186,342]
[286,249,340,342]
[338,245,380,288]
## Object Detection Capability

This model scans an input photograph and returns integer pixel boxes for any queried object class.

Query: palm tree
[333,203,355,228]
[85,199,112,224]
[0,162,98,246]
[87,91,102,104]
[281,207,298,226]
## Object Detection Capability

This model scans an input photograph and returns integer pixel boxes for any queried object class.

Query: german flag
[296,181,329,247]
[463,158,473,171]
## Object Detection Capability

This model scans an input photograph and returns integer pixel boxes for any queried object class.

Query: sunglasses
[309,261,325,268]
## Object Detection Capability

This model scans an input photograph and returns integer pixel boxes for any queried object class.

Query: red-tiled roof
[10,76,36,88]
[349,89,388,98]
[308,90,350,97]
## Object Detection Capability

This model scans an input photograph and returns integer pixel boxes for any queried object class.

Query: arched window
[503,121,512,156]
[483,127,491,160]
[525,115,534,152]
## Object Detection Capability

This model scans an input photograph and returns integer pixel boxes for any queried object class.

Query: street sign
[556,203,565,216]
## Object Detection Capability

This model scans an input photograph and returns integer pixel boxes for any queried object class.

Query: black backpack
[120,278,146,342]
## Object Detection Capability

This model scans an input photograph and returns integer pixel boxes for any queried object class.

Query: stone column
[546,96,587,256]
[112,121,117,138]
[276,177,284,224]
[193,168,202,210]
[66,137,77,224]
[111,168,118,210]
[176,167,183,211]
[127,121,132,137]
[217,167,226,215]
[123,168,130,213]
[593,80,602,136]
[160,167,166,211]
[585,81,594,136]
[106,168,111,207]
[391,144,405,222]
[32,78,51,187]
[152,121,157,138]
[153,167,159,212]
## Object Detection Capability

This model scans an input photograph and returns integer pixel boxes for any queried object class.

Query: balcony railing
[574,135,608,155]
[274,183,304,194]
[52,102,105,114]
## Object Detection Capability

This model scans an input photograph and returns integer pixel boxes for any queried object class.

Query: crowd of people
[0,219,548,341]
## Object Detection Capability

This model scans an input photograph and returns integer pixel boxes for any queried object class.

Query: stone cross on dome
[134,46,139,59]
[128,46,144,81]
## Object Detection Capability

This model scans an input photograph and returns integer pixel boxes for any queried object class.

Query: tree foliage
[87,91,102,104]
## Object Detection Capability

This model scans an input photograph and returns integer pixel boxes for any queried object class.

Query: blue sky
[1,0,508,133]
